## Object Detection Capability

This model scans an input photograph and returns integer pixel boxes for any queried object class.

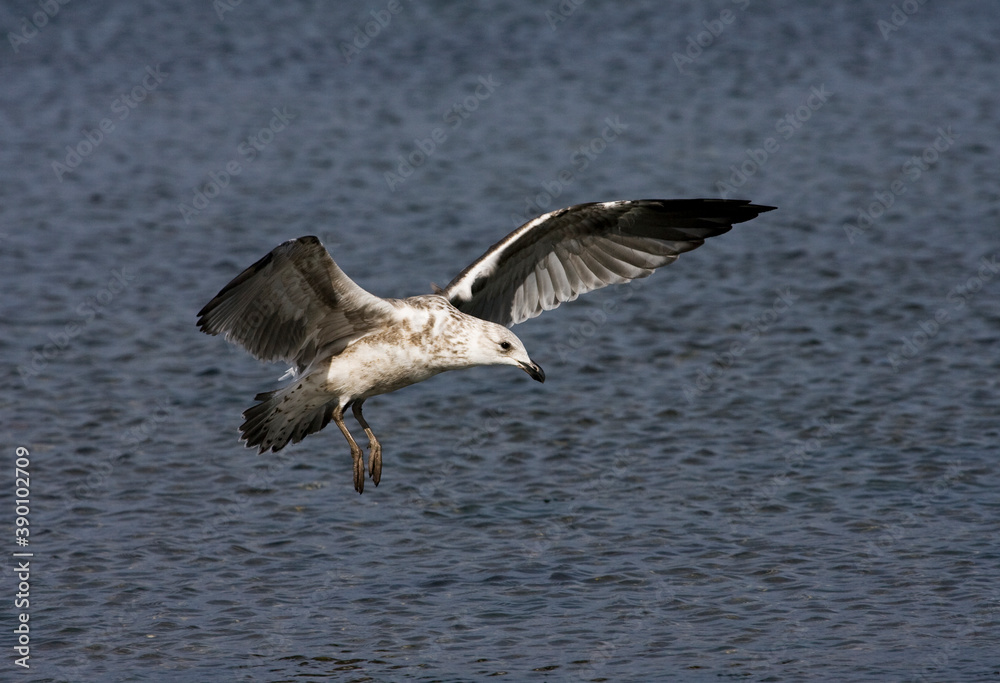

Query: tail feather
[240,371,339,453]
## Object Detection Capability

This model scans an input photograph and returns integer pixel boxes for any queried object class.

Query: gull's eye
[499,341,512,351]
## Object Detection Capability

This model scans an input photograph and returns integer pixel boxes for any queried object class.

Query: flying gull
[197,198,775,493]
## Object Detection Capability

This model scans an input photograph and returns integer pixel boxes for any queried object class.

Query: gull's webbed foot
[352,400,382,487]
[334,403,366,494]
[351,443,365,494]
[368,438,382,487]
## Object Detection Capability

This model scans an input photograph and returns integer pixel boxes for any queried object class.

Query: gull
[197,198,774,493]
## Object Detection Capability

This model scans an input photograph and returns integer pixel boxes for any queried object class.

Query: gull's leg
[333,403,365,494]
[352,399,382,486]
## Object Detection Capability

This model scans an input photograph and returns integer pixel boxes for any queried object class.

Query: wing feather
[197,236,396,370]
[543,250,574,308]
[442,199,775,325]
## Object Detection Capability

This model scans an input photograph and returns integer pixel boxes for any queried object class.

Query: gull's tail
[240,370,338,453]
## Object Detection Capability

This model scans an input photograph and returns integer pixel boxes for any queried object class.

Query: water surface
[1,1,998,680]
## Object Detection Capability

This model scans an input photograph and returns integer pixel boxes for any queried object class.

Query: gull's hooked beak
[519,360,545,383]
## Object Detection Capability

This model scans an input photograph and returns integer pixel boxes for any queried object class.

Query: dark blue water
[2,1,998,680]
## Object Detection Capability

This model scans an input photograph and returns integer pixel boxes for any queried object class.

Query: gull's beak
[519,360,545,383]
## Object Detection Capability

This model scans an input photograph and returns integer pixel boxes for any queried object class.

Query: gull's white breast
[325,299,475,399]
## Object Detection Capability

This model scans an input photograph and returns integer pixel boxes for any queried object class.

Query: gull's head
[473,323,545,383]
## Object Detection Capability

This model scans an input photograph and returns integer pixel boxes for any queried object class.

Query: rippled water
[2,1,999,681]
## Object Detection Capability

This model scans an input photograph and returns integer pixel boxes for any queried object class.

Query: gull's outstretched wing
[197,236,397,371]
[441,199,775,326]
